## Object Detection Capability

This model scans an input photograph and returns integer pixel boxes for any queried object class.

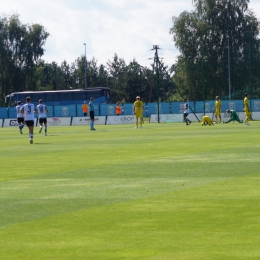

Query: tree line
[0,14,174,106]
[170,0,260,101]
[1,1,260,106]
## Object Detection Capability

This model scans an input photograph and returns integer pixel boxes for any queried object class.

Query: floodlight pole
[228,36,231,100]
[83,43,87,88]
[152,45,160,123]
[201,46,205,115]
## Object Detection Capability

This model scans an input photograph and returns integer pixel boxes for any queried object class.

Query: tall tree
[170,0,260,100]
[106,53,128,102]
[0,14,49,104]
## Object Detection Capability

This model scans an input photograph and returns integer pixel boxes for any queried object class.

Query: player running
[183,98,191,125]
[36,99,49,136]
[20,97,35,144]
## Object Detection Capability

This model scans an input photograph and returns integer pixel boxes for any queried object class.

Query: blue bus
[5,87,111,107]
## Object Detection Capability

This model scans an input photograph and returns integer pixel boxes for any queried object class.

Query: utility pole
[83,43,87,88]
[151,45,160,123]
[202,46,205,115]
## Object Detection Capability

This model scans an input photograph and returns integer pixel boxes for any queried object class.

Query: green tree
[96,64,109,87]
[106,53,128,102]
[170,0,260,100]
[0,14,49,104]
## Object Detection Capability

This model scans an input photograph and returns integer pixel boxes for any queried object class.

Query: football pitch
[1,122,260,259]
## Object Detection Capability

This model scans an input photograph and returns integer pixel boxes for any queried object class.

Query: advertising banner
[106,115,136,125]
[3,118,37,127]
[150,114,183,123]
[47,117,71,126]
[0,119,3,127]
[150,112,260,123]
[72,116,106,126]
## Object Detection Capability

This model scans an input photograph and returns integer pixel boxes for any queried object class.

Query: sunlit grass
[1,122,260,259]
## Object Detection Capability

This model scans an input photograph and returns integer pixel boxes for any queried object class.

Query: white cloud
[1,0,260,70]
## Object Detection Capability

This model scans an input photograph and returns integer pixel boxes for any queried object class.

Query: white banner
[252,112,260,120]
[0,119,3,127]
[154,112,260,123]
[150,114,183,123]
[106,115,136,125]
[3,118,37,127]
[190,112,254,122]
[47,117,71,126]
[71,116,106,126]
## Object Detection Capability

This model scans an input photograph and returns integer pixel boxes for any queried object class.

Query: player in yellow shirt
[212,96,222,123]
[243,93,251,125]
[133,96,144,129]
[201,116,214,126]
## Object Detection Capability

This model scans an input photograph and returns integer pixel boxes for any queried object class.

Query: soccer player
[212,96,222,123]
[243,93,251,125]
[134,96,144,129]
[81,101,88,116]
[89,97,96,130]
[225,109,243,123]
[116,102,122,115]
[15,101,24,134]
[36,99,49,135]
[20,97,35,144]
[201,116,214,126]
[183,98,191,125]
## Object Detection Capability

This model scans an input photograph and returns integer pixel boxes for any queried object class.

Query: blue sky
[1,0,260,69]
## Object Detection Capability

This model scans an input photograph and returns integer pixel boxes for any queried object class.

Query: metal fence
[1,99,259,119]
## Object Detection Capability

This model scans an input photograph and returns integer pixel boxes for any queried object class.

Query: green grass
[1,122,260,259]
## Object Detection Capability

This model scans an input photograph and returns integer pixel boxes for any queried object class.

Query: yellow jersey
[215,100,221,111]
[134,100,144,112]
[244,97,248,111]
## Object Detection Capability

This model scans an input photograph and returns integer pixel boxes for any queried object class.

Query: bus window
[73,92,87,101]
[46,93,59,102]
[5,87,111,106]
[86,90,101,99]
[104,90,110,98]
[103,89,111,103]
[19,94,30,104]
[11,98,16,107]
[32,94,45,103]
[59,92,72,101]
[7,95,15,107]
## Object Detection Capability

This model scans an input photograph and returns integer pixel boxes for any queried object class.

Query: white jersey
[184,102,189,113]
[16,105,23,118]
[21,103,35,121]
[37,104,48,118]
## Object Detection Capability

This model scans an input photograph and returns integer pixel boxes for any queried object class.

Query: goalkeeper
[225,109,243,123]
